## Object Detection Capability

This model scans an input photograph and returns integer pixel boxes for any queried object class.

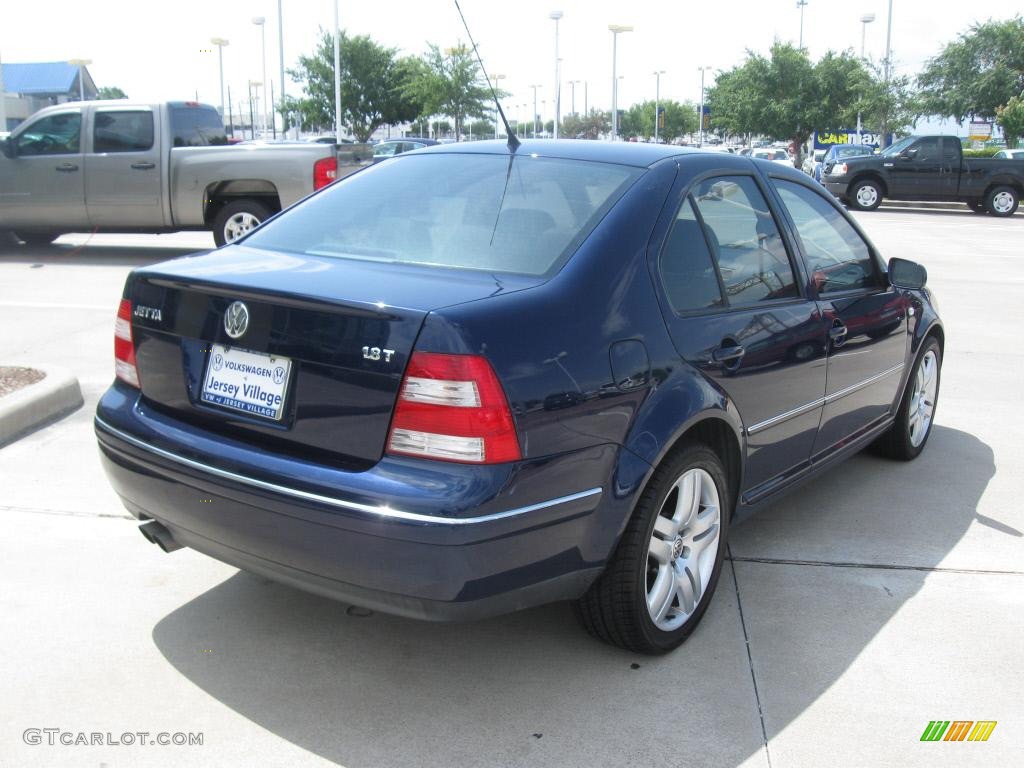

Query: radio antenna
[453,0,520,152]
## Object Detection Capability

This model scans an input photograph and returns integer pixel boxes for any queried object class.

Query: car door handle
[130,162,155,170]
[712,345,746,363]
[55,163,79,172]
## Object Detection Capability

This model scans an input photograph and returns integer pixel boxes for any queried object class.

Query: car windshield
[836,146,873,158]
[242,153,643,277]
[880,136,917,157]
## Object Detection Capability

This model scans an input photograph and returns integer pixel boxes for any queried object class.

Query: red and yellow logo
[920,721,997,742]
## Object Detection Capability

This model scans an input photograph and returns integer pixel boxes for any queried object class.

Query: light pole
[248,81,262,140]
[797,0,808,51]
[881,0,894,147]
[333,0,342,141]
[277,0,286,134]
[697,65,711,146]
[252,17,267,136]
[210,39,229,120]
[68,58,92,101]
[653,70,665,142]
[857,13,875,144]
[550,11,563,139]
[530,84,542,138]
[541,100,547,136]
[609,25,633,140]
[490,74,506,138]
[569,80,580,116]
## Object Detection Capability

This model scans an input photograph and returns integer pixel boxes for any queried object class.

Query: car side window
[913,138,940,162]
[940,137,960,163]
[14,112,81,156]
[774,179,882,294]
[659,196,725,312]
[93,111,154,153]
[690,176,799,306]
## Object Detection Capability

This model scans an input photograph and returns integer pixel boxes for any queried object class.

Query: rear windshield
[170,106,227,147]
[242,153,643,277]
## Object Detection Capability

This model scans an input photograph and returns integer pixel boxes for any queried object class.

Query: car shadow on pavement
[151,425,993,767]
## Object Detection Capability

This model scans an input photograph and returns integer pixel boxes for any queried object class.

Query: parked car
[992,149,1024,160]
[823,135,1024,216]
[802,149,827,177]
[372,137,440,162]
[95,141,943,654]
[0,101,340,246]
[818,144,875,182]
[751,148,793,166]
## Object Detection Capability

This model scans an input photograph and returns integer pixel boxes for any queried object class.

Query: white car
[751,148,794,166]
[992,149,1024,159]
[802,149,827,176]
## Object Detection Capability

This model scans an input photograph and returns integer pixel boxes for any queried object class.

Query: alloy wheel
[224,212,261,242]
[909,350,938,447]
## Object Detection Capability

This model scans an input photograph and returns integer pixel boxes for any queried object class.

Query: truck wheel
[14,231,61,246]
[213,200,272,247]
[985,186,1019,217]
[849,179,883,211]
[575,443,730,654]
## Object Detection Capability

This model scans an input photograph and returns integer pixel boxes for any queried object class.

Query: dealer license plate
[200,344,292,421]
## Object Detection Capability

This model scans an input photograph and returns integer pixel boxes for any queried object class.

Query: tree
[619,99,698,140]
[561,108,610,140]
[468,119,495,138]
[402,43,494,141]
[848,61,920,143]
[708,43,866,164]
[918,17,1024,121]
[285,29,422,141]
[97,86,127,100]
[997,96,1024,148]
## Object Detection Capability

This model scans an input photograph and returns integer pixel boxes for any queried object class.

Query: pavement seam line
[727,555,1024,577]
[728,544,773,768]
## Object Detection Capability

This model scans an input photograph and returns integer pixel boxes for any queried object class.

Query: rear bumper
[95,384,624,621]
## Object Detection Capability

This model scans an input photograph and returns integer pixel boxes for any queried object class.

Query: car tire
[985,186,1019,217]
[872,336,941,461]
[213,200,273,247]
[14,231,61,246]
[575,443,731,654]
[848,179,883,211]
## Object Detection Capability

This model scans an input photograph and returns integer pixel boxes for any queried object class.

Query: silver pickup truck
[0,100,345,246]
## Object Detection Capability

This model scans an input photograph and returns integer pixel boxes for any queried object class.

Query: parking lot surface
[1,211,1021,768]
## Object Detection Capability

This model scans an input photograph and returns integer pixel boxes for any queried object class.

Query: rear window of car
[170,106,227,147]
[243,153,643,277]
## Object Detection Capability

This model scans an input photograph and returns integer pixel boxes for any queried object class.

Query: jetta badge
[224,301,249,339]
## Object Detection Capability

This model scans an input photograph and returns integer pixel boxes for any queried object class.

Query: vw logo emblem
[224,301,249,339]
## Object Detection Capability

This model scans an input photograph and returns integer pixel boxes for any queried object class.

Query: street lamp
[252,16,267,137]
[881,0,894,147]
[210,39,229,121]
[541,99,547,135]
[490,74,506,138]
[857,13,875,145]
[653,70,665,142]
[530,84,542,138]
[697,65,712,146]
[277,0,286,134]
[796,0,808,51]
[248,80,262,140]
[550,11,563,139]
[569,80,581,116]
[67,58,92,101]
[609,24,633,140]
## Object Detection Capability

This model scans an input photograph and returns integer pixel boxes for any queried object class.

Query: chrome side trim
[746,362,905,436]
[95,418,602,526]
[747,398,826,436]
[825,363,905,405]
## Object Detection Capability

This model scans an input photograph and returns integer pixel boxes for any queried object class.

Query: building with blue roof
[1,61,97,131]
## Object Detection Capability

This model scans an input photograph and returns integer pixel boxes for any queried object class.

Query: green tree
[285,29,423,141]
[97,86,127,100]
[403,43,495,141]
[996,96,1024,148]
[561,108,610,140]
[468,119,495,138]
[848,61,920,144]
[619,99,698,139]
[709,43,866,163]
[918,17,1024,121]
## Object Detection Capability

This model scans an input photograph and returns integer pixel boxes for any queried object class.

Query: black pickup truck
[823,135,1024,216]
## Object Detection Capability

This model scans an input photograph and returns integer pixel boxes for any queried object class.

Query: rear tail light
[114,298,140,387]
[313,156,338,190]
[386,352,521,464]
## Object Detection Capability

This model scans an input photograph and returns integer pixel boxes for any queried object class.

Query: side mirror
[0,137,14,159]
[900,148,917,161]
[888,257,927,290]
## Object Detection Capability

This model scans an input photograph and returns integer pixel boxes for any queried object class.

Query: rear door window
[93,110,154,153]
[659,196,724,312]
[170,106,226,146]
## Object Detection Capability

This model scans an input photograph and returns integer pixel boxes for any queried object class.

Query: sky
[2,0,1021,126]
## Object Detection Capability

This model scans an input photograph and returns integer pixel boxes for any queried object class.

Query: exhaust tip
[139,520,183,553]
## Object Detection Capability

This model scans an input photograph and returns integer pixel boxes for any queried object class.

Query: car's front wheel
[848,179,883,211]
[576,443,731,654]
[872,336,942,460]
[213,200,273,247]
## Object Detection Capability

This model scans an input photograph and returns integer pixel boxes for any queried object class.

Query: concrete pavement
[1,213,1020,767]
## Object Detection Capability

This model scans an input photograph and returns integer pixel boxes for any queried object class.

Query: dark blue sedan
[95,141,943,654]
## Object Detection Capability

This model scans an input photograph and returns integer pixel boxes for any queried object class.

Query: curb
[0,366,84,448]
[879,200,1023,215]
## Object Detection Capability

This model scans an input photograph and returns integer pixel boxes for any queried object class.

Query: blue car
[95,141,943,654]
[816,144,876,182]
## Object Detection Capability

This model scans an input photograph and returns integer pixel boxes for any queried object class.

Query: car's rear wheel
[213,200,273,247]
[872,337,942,460]
[14,231,61,246]
[848,179,883,211]
[985,186,1019,217]
[575,443,730,654]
